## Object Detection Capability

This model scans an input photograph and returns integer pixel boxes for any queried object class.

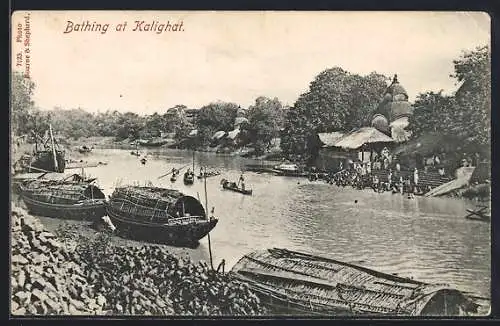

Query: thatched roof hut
[334,127,394,150]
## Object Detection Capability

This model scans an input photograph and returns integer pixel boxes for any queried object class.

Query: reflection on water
[74,149,490,300]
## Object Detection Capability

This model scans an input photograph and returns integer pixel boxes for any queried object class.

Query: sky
[11,11,490,115]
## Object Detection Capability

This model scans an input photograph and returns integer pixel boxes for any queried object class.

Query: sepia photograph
[10,11,491,317]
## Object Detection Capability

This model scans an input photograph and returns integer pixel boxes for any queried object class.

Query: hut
[333,127,394,163]
[315,132,347,171]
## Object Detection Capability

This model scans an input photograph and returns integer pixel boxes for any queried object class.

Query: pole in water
[204,167,214,270]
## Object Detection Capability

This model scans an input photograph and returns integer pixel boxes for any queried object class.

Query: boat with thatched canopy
[230,248,480,316]
[106,186,218,245]
[20,179,106,220]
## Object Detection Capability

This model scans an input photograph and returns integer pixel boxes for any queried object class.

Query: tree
[406,91,455,138]
[451,45,490,147]
[245,96,282,154]
[11,71,36,135]
[280,67,388,161]
[195,101,238,146]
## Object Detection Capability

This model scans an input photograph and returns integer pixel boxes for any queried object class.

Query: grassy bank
[11,203,267,316]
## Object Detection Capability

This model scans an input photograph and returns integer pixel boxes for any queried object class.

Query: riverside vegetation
[11,203,266,316]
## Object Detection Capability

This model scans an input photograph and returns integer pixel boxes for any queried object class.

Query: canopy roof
[318,132,345,147]
[227,129,241,140]
[212,130,226,140]
[334,127,394,150]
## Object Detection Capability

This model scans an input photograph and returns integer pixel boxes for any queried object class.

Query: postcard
[10,11,491,317]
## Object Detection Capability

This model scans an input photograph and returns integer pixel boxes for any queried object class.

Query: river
[43,148,491,310]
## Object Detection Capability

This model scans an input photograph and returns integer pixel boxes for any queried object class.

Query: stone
[12,255,29,265]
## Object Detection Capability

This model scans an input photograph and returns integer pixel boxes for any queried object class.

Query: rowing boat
[230,248,480,316]
[220,179,252,195]
[197,171,221,179]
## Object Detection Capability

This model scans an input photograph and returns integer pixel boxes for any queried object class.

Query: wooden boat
[78,145,93,154]
[197,170,221,179]
[230,248,480,316]
[183,171,194,185]
[15,125,66,173]
[12,172,96,194]
[273,163,307,177]
[105,186,218,245]
[220,178,252,195]
[19,179,106,221]
[465,206,490,222]
[138,138,169,147]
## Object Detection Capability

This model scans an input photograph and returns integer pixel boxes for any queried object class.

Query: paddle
[157,163,190,179]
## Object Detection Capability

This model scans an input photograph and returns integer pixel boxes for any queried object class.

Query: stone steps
[370,170,452,192]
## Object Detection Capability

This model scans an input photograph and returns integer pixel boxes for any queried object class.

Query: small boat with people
[197,168,221,179]
[183,169,195,185]
[230,248,481,316]
[105,186,218,246]
[19,177,106,221]
[220,177,252,195]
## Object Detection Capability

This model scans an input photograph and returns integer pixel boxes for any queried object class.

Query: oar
[157,164,190,179]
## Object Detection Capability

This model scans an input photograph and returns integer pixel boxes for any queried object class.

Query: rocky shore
[11,203,267,316]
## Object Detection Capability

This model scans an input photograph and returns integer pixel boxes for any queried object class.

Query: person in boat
[239,174,246,190]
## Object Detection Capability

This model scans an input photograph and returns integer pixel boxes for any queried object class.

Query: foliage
[407,45,490,153]
[451,46,490,147]
[407,91,456,138]
[195,102,238,146]
[245,96,283,154]
[11,71,37,135]
[280,67,389,161]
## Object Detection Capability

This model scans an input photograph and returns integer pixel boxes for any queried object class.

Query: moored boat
[220,178,252,195]
[273,163,307,177]
[230,248,480,316]
[19,179,106,221]
[78,145,93,154]
[105,186,218,246]
[197,170,221,179]
[183,171,195,185]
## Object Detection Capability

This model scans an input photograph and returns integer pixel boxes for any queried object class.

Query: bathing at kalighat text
[63,20,185,34]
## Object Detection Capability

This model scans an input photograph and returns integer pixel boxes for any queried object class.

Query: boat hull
[230,248,479,316]
[222,183,252,195]
[21,195,106,221]
[106,206,218,246]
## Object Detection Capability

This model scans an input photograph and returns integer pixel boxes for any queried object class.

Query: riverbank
[11,202,266,316]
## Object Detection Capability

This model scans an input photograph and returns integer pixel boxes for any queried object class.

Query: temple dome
[371,114,390,133]
[375,74,413,122]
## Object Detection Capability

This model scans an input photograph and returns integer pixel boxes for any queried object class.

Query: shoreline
[11,202,267,316]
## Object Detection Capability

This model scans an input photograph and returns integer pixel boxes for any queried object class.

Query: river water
[54,148,491,308]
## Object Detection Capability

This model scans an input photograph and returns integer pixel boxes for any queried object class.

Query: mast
[204,169,214,270]
[192,150,195,172]
[49,124,59,172]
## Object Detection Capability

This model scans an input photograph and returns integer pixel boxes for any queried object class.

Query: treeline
[11,45,489,160]
[280,45,491,162]
[11,72,286,153]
